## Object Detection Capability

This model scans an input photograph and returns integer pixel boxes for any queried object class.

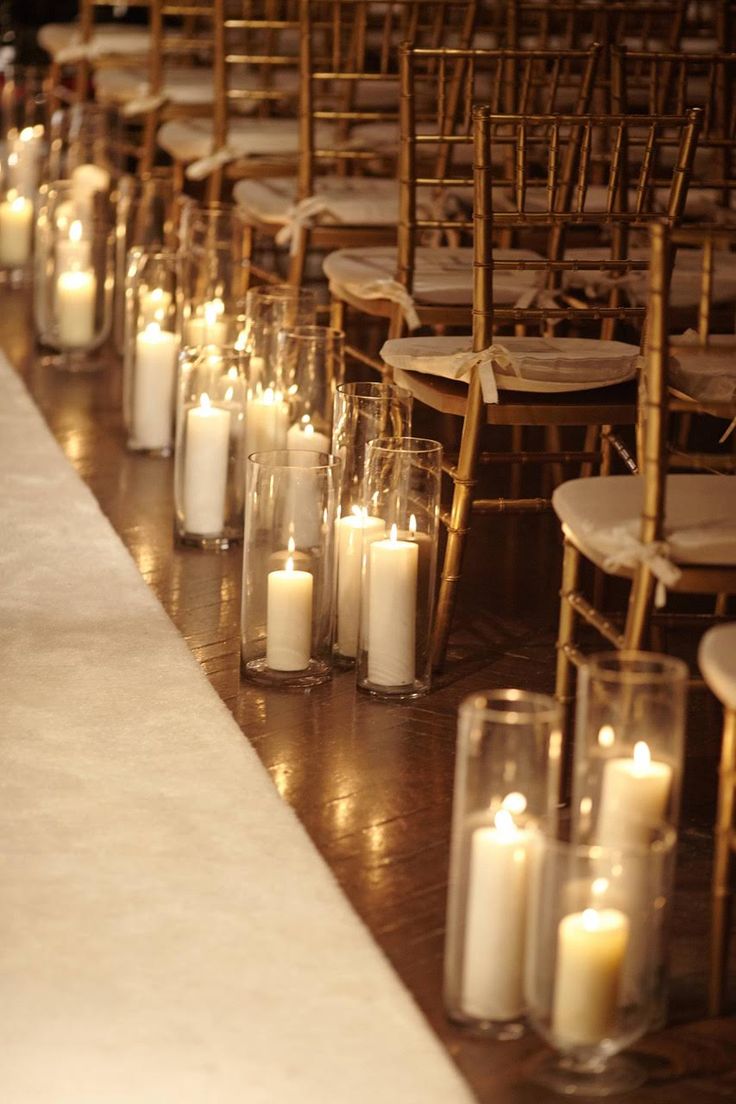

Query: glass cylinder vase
[179,203,249,350]
[331,381,413,515]
[34,180,115,370]
[0,181,34,283]
[444,689,562,1038]
[47,102,120,189]
[239,283,317,388]
[174,347,250,550]
[241,450,340,690]
[571,652,687,847]
[280,325,345,450]
[123,249,180,455]
[525,824,676,1097]
[355,436,441,698]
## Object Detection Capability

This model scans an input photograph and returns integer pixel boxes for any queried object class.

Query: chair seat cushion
[323,246,542,329]
[699,623,736,710]
[669,334,736,405]
[234,176,400,227]
[380,335,641,395]
[563,247,736,309]
[95,65,214,106]
[553,474,736,576]
[158,117,313,163]
[39,22,151,61]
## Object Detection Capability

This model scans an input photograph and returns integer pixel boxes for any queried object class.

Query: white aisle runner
[0,356,474,1104]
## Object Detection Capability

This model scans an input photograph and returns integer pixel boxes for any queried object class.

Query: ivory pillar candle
[9,126,42,193]
[0,193,33,267]
[132,324,179,450]
[596,741,672,847]
[367,524,418,687]
[183,394,230,535]
[286,416,330,454]
[56,269,96,347]
[245,386,289,457]
[335,510,385,659]
[267,549,313,671]
[461,808,532,1021]
[552,908,629,1048]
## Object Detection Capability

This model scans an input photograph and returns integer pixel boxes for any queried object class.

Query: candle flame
[409,513,417,537]
[633,741,651,770]
[7,151,17,168]
[204,298,224,323]
[304,422,315,438]
[390,522,398,542]
[582,908,601,931]
[200,392,211,410]
[287,537,296,554]
[19,126,34,143]
[502,791,527,816]
[286,556,294,572]
[227,366,238,380]
[10,192,26,211]
[301,414,311,426]
[493,808,516,834]
[144,321,162,338]
[591,877,609,897]
[351,505,363,519]
[69,219,83,243]
[598,724,615,748]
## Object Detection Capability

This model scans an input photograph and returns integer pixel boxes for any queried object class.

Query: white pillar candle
[183,393,230,535]
[286,416,331,454]
[552,907,629,1048]
[367,523,418,687]
[132,323,179,450]
[596,741,672,847]
[71,163,110,206]
[185,299,228,347]
[56,269,97,347]
[55,218,92,272]
[139,287,172,327]
[9,126,42,193]
[267,542,313,671]
[461,807,532,1021]
[335,509,385,659]
[0,192,33,267]
[245,386,289,457]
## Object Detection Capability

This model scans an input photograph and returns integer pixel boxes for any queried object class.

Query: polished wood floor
[4,286,736,1102]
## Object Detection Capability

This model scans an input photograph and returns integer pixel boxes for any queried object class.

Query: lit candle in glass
[267,536,313,671]
[0,190,33,267]
[183,393,230,535]
[367,523,418,687]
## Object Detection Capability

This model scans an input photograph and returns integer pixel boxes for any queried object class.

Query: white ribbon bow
[186,146,236,181]
[594,525,681,608]
[122,92,167,117]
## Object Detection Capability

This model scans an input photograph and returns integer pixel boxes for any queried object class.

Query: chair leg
[431,370,485,669]
[623,566,656,650]
[330,295,345,332]
[710,707,736,1017]
[287,227,307,287]
[555,537,581,794]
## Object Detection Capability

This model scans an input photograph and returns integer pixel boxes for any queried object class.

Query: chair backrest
[505,1,689,52]
[468,105,702,350]
[612,47,736,209]
[148,0,216,113]
[296,0,480,201]
[212,0,303,157]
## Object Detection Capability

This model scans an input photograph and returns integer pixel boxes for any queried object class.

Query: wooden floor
[5,285,736,1102]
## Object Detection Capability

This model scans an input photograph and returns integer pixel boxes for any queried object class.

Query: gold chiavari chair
[41,0,153,112]
[699,620,736,1017]
[553,222,736,744]
[229,0,480,287]
[177,0,305,201]
[505,0,690,53]
[326,41,603,372]
[138,1,218,186]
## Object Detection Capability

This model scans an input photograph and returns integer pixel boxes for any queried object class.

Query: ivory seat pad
[324,246,542,327]
[563,247,736,309]
[158,117,326,163]
[699,623,736,710]
[234,176,400,226]
[39,22,151,60]
[381,335,640,394]
[670,334,736,405]
[553,474,736,573]
[96,65,216,107]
